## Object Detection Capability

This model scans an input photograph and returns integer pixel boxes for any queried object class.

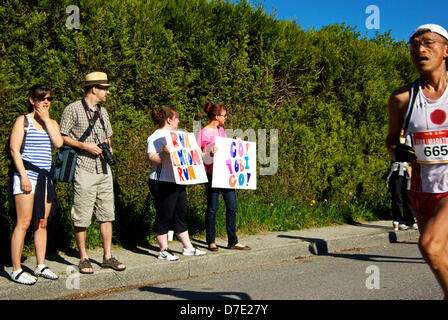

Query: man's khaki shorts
[71,166,115,228]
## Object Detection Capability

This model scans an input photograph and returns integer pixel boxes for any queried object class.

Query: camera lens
[98,142,115,165]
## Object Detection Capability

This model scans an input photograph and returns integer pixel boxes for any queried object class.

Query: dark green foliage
[0,0,417,259]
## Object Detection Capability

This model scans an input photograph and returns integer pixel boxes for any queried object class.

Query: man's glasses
[38,97,54,102]
[408,38,446,51]
[95,85,110,91]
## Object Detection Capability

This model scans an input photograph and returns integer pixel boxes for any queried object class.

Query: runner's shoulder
[389,83,412,109]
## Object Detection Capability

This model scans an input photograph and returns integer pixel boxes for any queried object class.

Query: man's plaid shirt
[60,100,113,174]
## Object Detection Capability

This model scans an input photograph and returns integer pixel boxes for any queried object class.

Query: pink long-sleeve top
[196,126,226,175]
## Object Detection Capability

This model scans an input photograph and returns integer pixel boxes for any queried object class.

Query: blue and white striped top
[15,114,52,181]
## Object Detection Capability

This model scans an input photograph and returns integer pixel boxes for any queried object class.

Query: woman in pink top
[197,102,251,251]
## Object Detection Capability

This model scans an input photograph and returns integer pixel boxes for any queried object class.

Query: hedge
[0,0,418,260]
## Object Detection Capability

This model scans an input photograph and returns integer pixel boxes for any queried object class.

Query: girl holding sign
[147,106,206,261]
[197,102,251,251]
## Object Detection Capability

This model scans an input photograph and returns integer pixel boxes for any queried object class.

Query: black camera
[98,142,115,165]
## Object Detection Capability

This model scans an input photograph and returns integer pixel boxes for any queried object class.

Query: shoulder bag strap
[79,99,99,143]
[403,79,420,135]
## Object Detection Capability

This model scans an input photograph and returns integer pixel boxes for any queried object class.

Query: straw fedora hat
[83,72,111,87]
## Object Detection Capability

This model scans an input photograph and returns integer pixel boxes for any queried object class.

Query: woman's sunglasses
[38,96,54,102]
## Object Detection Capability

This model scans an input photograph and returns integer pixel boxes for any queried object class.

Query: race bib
[413,131,448,163]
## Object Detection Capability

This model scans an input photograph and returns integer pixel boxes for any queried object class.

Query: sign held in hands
[166,130,208,185]
[212,137,256,190]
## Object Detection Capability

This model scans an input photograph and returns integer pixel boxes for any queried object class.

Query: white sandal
[11,270,37,285]
[34,266,59,280]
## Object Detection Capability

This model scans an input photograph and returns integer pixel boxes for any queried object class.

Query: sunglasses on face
[37,96,54,102]
[95,85,110,91]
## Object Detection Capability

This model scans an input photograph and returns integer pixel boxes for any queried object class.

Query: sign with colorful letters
[212,137,256,190]
[166,130,208,185]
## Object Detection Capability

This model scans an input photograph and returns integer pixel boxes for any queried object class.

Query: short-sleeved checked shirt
[60,100,113,174]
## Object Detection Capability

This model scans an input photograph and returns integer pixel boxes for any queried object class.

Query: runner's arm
[386,85,411,160]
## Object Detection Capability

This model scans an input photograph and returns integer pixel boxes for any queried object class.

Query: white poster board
[166,130,208,185]
[212,137,256,189]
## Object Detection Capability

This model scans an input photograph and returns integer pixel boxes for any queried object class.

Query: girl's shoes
[208,243,219,251]
[10,270,37,285]
[34,265,59,280]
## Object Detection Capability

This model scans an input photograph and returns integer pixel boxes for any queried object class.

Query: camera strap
[81,99,110,174]
[95,106,109,174]
[81,99,109,137]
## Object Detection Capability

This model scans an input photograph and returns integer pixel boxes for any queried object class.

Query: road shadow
[321,249,425,264]
[278,235,329,255]
[277,234,425,264]
[139,286,251,300]
[350,222,394,230]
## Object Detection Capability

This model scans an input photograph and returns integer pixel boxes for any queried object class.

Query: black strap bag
[50,146,78,182]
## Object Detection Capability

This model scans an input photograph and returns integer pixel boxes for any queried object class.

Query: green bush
[0,0,417,261]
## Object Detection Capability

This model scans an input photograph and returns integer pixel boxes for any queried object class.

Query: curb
[0,222,420,300]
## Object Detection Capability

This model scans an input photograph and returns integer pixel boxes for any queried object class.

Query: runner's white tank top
[404,79,448,193]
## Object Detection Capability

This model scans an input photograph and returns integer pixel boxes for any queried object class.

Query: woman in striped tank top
[9,84,63,285]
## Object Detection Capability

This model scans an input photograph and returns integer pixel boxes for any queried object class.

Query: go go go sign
[212,137,256,190]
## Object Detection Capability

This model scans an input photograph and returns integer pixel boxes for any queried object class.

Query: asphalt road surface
[76,241,442,300]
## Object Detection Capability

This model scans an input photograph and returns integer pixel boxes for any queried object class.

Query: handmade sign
[166,130,208,185]
[212,137,256,189]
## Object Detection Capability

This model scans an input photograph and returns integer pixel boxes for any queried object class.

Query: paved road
[76,241,442,300]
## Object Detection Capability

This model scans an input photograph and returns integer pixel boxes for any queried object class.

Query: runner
[386,24,448,299]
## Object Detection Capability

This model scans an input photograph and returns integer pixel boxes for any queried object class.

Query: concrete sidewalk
[0,220,420,300]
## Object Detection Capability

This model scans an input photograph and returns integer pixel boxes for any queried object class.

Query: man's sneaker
[183,247,206,256]
[158,249,179,261]
[398,223,409,231]
[411,223,418,230]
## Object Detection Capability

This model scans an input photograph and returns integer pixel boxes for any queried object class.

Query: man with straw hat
[59,72,125,274]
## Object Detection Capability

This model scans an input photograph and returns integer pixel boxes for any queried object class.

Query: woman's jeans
[205,177,238,247]
[388,171,415,225]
